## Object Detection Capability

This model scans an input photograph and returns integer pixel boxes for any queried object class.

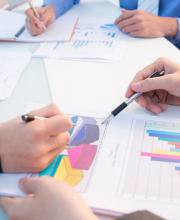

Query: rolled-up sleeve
[43,0,80,18]
[175,18,180,41]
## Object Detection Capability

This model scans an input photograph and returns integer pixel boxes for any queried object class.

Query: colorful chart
[141,123,180,172]
[69,116,78,135]
[54,156,83,187]
[39,116,100,188]
[68,144,98,170]
[122,119,180,199]
[70,117,99,146]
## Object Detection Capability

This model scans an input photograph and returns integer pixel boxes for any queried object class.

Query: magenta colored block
[68,144,98,170]
[68,145,83,167]
[176,146,180,149]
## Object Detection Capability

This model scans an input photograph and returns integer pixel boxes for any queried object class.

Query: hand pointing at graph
[125,58,180,114]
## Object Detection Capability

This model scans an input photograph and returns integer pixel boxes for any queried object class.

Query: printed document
[1,103,180,219]
[33,18,129,62]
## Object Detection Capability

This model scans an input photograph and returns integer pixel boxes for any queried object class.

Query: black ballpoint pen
[102,70,165,124]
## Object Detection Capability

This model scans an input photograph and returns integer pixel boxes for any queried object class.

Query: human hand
[0,177,99,220]
[125,58,180,114]
[114,9,178,38]
[0,104,72,173]
[25,5,56,36]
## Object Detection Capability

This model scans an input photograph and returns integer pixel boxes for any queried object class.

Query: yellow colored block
[152,150,180,156]
[54,156,83,187]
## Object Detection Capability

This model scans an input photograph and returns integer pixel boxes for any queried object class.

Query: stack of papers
[33,19,129,63]
[0,51,31,100]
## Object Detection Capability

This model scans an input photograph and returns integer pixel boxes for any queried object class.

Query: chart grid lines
[120,119,180,200]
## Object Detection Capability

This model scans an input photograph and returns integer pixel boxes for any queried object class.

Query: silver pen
[27,0,47,31]
[102,70,165,124]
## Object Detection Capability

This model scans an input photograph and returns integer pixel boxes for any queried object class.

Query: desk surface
[0,1,180,220]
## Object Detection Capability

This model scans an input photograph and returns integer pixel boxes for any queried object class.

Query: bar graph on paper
[121,119,180,200]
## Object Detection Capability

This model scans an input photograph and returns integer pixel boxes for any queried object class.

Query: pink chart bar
[141,152,180,160]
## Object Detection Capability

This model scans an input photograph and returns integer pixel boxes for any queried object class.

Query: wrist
[161,17,178,38]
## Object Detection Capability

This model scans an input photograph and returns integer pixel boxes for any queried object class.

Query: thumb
[19,178,39,195]
[131,75,171,93]
[32,7,46,26]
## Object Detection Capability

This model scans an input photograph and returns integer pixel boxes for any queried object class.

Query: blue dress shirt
[43,0,180,49]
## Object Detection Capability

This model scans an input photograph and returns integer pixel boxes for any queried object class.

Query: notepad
[0,10,78,42]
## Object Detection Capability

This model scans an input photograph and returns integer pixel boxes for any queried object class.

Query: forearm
[43,0,77,18]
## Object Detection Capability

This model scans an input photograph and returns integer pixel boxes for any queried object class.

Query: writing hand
[25,5,56,36]
[0,103,72,173]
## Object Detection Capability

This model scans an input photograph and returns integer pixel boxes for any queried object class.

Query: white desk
[0,1,180,220]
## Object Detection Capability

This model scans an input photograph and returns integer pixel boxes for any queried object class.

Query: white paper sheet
[0,9,25,40]
[16,15,78,43]
[0,51,31,100]
[33,18,129,62]
[1,103,180,219]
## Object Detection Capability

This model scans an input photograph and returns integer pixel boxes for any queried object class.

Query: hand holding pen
[25,2,56,36]
[103,58,180,123]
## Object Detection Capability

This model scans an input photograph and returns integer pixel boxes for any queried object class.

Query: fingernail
[151,108,158,114]
[19,178,27,186]
[132,82,141,90]
[161,105,167,110]
[38,21,44,28]
[34,20,38,24]
[138,100,142,107]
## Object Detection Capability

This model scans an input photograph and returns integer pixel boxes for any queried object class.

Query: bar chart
[73,31,117,39]
[122,119,180,200]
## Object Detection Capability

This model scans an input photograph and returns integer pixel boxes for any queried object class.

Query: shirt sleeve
[43,0,80,18]
[175,18,180,41]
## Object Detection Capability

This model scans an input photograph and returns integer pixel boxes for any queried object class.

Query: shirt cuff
[175,18,180,41]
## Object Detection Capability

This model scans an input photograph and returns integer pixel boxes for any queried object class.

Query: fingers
[114,10,135,25]
[122,23,140,33]
[131,74,171,93]
[125,58,167,98]
[0,196,15,213]
[25,7,50,36]
[48,131,70,148]
[135,92,168,114]
[37,9,55,27]
[25,8,41,25]
[118,17,136,30]
[18,178,39,194]
[44,114,72,136]
[28,103,64,118]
